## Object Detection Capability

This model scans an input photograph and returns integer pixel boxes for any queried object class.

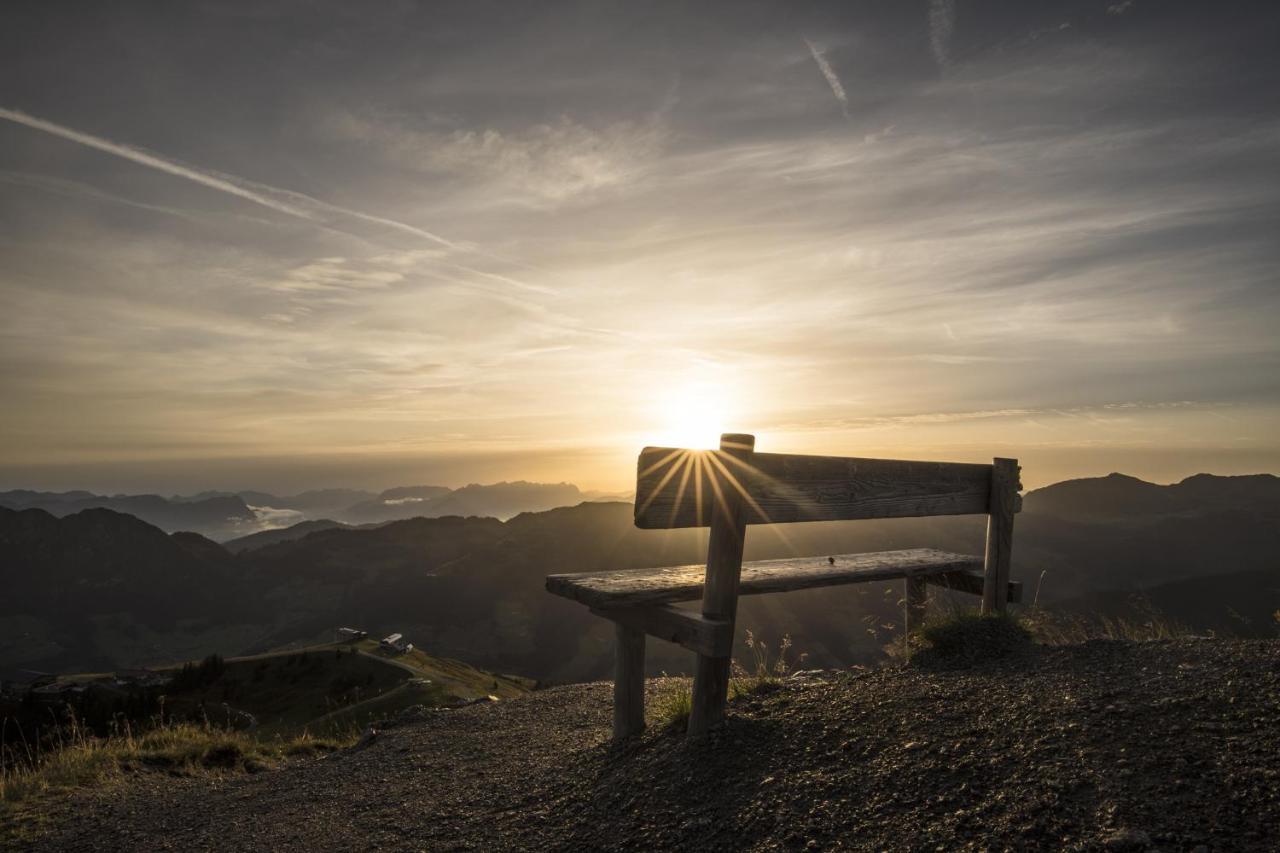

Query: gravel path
[14,639,1280,852]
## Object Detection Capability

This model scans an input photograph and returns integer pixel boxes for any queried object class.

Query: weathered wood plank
[635,447,995,529]
[613,623,645,740]
[547,548,985,610]
[689,433,754,736]
[591,604,733,657]
[982,458,1019,615]
[924,568,1023,604]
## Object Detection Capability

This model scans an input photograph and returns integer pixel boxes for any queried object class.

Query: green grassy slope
[154,640,533,737]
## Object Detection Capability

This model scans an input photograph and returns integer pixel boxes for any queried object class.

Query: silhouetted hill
[338,484,452,523]
[1,480,601,541]
[0,489,256,539]
[1012,473,1280,600]
[1022,471,1280,521]
[377,485,452,501]
[1054,567,1279,637]
[337,481,581,524]
[176,488,377,514]
[222,519,350,553]
[422,481,583,520]
[2,473,1276,682]
[0,507,259,675]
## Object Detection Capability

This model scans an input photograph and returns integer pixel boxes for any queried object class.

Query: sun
[653,381,732,449]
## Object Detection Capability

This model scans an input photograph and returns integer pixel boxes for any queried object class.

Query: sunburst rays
[635,445,797,550]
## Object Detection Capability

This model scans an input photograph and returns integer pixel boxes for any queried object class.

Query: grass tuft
[1,719,353,807]
[1019,605,1191,644]
[730,630,801,699]
[648,684,694,730]
[648,630,804,731]
[906,610,1033,666]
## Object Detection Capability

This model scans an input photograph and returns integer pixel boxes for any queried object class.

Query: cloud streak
[0,106,552,293]
[804,39,850,118]
[0,107,325,221]
[929,0,956,69]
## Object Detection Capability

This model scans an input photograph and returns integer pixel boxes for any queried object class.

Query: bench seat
[546,547,1021,610]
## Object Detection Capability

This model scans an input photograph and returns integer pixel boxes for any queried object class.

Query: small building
[31,682,73,703]
[380,633,410,653]
[336,627,367,642]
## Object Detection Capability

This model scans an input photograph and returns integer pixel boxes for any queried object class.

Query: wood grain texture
[635,447,995,529]
[982,457,1020,615]
[689,433,754,737]
[925,568,1022,603]
[547,549,985,609]
[613,622,646,740]
[592,604,733,657]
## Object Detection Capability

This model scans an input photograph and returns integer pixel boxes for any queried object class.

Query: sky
[1,0,1278,494]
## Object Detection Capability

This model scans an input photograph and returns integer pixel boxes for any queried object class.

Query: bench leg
[687,652,730,736]
[905,575,928,635]
[613,622,646,740]
[982,457,1019,616]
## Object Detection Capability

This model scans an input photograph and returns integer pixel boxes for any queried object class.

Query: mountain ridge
[3,472,1276,682]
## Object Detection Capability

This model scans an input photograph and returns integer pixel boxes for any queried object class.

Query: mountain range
[1,472,1276,684]
[0,480,594,542]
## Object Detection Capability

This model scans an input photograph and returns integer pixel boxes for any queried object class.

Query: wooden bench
[546,433,1022,739]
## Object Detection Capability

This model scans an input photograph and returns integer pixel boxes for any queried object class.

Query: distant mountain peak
[1024,469,1280,520]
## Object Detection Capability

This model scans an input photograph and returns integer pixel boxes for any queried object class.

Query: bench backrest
[635,445,1012,529]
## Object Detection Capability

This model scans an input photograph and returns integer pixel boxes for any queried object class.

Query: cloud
[803,39,850,118]
[330,113,666,206]
[929,0,956,69]
[2,3,1278,485]
[0,106,549,293]
[0,107,320,220]
[271,257,406,294]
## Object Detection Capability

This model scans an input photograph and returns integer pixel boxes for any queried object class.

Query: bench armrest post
[981,457,1020,615]
[687,433,755,736]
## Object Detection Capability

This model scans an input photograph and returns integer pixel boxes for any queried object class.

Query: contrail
[0,106,323,221]
[0,106,477,255]
[0,106,562,293]
[804,39,849,118]
[929,0,956,70]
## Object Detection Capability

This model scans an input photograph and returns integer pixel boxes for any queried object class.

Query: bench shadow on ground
[558,712,789,845]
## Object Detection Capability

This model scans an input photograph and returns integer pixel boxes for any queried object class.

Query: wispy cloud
[0,107,551,294]
[328,112,667,208]
[0,107,323,220]
[929,0,956,69]
[804,39,850,118]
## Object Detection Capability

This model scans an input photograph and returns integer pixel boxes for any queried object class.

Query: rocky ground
[9,638,1279,852]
